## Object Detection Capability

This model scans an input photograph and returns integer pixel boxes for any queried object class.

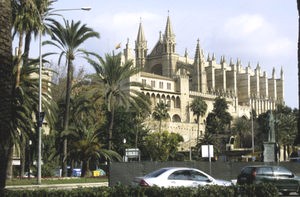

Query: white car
[133,167,232,187]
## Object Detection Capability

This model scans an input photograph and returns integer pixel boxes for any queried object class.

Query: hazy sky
[26,0,298,108]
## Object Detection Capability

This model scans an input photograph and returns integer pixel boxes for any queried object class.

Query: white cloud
[112,12,159,28]
[224,14,266,36]
[215,14,294,61]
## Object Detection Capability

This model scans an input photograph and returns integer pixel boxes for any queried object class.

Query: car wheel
[282,191,289,196]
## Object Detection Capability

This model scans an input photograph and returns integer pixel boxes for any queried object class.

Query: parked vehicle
[237,165,300,196]
[132,167,232,187]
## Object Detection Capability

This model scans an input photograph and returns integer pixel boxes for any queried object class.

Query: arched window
[175,96,181,108]
[172,114,181,122]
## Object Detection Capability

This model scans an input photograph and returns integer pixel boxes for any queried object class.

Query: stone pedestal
[263,142,276,162]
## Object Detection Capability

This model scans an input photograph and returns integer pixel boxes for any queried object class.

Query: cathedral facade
[121,16,284,150]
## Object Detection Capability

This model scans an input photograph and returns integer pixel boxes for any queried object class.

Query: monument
[263,111,277,162]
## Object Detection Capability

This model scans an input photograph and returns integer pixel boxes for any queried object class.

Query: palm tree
[232,117,251,148]
[152,101,170,133]
[12,0,35,87]
[44,19,99,176]
[275,105,297,160]
[23,0,56,67]
[12,58,57,177]
[86,52,150,150]
[0,0,13,190]
[69,124,121,177]
[11,0,56,177]
[190,96,207,140]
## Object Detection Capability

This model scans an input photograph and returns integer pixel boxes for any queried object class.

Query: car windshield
[145,168,168,178]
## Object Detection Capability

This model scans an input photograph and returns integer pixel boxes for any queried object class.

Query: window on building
[167,83,171,90]
[159,81,163,89]
[142,79,146,86]
[151,80,155,88]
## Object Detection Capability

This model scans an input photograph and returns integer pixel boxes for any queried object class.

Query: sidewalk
[5,182,108,190]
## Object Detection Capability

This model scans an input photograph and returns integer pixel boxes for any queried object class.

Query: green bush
[2,183,278,197]
[235,183,279,197]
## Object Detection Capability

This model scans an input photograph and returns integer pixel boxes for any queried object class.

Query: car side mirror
[290,174,295,178]
[206,178,213,182]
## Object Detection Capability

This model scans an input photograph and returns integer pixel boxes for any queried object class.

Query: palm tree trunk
[108,107,115,150]
[197,116,200,141]
[20,137,26,178]
[23,32,32,67]
[62,59,74,176]
[81,160,89,177]
[0,0,13,190]
[297,0,300,145]
[15,33,24,87]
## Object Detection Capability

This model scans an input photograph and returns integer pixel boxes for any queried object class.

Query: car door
[189,169,213,187]
[255,167,274,183]
[167,170,193,187]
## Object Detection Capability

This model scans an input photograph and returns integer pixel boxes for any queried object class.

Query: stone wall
[109,161,300,186]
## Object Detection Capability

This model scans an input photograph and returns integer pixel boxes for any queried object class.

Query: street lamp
[251,109,254,156]
[123,138,126,162]
[37,6,91,185]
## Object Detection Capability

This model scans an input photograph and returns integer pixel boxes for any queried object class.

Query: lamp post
[123,138,126,162]
[37,6,91,185]
[251,109,254,156]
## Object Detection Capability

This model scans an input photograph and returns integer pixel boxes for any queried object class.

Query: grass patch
[6,177,108,186]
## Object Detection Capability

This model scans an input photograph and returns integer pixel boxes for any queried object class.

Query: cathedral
[120,15,284,150]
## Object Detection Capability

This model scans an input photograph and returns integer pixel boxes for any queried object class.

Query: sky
[24,0,298,108]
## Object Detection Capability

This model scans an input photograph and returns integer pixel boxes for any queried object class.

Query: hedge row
[1,183,278,197]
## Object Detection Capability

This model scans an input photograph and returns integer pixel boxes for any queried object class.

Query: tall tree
[0,0,13,190]
[144,131,183,161]
[23,0,56,67]
[12,0,35,87]
[206,97,232,134]
[297,0,300,145]
[12,59,57,177]
[232,117,252,148]
[275,105,297,160]
[86,52,150,150]
[69,124,121,177]
[152,101,170,133]
[44,19,99,176]
[190,96,207,140]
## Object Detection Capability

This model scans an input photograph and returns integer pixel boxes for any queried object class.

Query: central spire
[163,11,176,54]
[164,11,174,38]
[137,18,146,43]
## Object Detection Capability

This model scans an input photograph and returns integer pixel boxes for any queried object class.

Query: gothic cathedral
[121,15,284,150]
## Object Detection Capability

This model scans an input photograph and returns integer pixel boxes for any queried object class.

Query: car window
[168,170,190,180]
[256,167,273,176]
[241,167,253,175]
[273,166,293,177]
[189,170,209,181]
[145,168,168,178]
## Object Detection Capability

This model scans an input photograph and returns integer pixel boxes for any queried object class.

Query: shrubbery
[2,183,278,197]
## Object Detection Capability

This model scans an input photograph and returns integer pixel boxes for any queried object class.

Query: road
[5,182,108,190]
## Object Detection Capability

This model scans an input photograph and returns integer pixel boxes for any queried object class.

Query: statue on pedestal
[267,111,275,143]
[263,110,277,162]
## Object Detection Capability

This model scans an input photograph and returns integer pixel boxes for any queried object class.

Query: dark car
[237,165,300,196]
